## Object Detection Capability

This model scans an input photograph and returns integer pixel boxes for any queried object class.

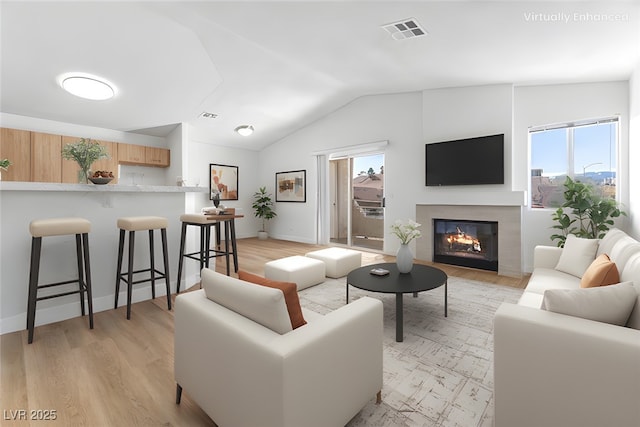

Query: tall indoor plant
[252,186,277,239]
[61,138,109,183]
[551,176,625,247]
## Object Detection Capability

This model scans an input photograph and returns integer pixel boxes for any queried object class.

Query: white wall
[514,81,630,271]
[259,92,423,249]
[629,62,640,238]
[184,126,261,239]
[260,81,631,273]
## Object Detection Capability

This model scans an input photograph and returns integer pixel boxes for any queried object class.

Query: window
[530,118,618,209]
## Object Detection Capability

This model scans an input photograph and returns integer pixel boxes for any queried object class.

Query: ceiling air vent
[199,112,218,119]
[382,18,427,40]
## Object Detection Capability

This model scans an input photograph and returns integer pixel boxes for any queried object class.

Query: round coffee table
[346,263,448,342]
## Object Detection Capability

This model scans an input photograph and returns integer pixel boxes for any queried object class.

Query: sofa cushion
[238,271,307,329]
[201,268,293,334]
[555,234,599,278]
[608,237,640,274]
[580,253,620,288]
[620,252,640,330]
[525,267,581,296]
[541,282,637,326]
[596,227,627,257]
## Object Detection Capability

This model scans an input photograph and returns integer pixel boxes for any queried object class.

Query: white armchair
[174,270,383,427]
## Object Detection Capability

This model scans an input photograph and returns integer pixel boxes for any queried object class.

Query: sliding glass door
[329,153,384,251]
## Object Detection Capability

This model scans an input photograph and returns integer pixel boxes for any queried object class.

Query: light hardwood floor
[1,238,528,426]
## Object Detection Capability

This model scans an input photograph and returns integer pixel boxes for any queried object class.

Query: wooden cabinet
[31,132,62,183]
[117,143,146,165]
[118,143,169,167]
[1,128,169,183]
[0,128,31,181]
[93,141,119,180]
[145,146,170,167]
[61,137,119,184]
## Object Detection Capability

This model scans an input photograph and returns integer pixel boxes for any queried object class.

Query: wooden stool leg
[204,225,212,269]
[27,237,42,344]
[199,224,205,271]
[161,228,171,310]
[149,230,156,299]
[75,234,86,316]
[230,218,239,273]
[176,222,187,294]
[114,229,125,309]
[224,221,231,275]
[126,231,135,320]
[82,233,94,329]
[175,384,183,404]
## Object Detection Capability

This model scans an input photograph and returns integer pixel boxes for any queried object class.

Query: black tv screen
[425,134,504,186]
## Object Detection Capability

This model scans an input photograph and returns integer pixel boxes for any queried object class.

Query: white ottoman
[305,247,362,278]
[264,256,326,290]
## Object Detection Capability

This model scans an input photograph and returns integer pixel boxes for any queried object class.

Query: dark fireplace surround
[433,218,498,272]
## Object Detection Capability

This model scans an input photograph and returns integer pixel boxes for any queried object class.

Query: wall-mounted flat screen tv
[425,133,504,186]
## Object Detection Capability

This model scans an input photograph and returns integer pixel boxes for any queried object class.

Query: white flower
[390,219,422,245]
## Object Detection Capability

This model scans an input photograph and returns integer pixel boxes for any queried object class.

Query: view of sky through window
[530,120,617,208]
[353,153,384,178]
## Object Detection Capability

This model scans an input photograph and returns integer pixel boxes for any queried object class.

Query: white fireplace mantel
[418,189,527,207]
[416,203,523,277]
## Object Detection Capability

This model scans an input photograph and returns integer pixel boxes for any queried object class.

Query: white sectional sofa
[174,268,383,427]
[494,228,640,427]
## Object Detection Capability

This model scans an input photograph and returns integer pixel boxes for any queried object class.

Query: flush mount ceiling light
[59,73,116,100]
[382,18,427,40]
[235,125,254,136]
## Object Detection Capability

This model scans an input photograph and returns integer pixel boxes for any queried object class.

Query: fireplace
[433,219,498,272]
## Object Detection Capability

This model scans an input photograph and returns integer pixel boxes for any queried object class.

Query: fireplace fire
[433,219,498,272]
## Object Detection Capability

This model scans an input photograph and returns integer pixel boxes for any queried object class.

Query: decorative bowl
[88,177,113,185]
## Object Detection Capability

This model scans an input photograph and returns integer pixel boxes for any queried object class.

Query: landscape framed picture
[275,170,306,202]
[210,163,238,201]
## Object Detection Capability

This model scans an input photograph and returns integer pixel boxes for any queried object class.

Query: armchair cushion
[238,270,307,329]
[580,253,619,288]
[554,234,598,278]
[542,281,637,326]
[201,268,293,334]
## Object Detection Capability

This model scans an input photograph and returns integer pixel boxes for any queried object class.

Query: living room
[1,1,640,426]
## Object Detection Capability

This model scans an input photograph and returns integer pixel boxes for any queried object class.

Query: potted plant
[390,219,422,273]
[550,176,625,247]
[0,158,11,180]
[61,138,109,183]
[252,186,276,240]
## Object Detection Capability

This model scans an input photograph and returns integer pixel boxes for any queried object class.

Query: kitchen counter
[0,181,208,193]
[0,182,212,335]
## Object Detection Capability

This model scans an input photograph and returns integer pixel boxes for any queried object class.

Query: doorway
[329,153,384,251]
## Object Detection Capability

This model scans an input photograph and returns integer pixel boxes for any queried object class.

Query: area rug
[297,275,523,427]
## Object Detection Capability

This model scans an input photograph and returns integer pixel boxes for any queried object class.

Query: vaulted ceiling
[1,1,639,150]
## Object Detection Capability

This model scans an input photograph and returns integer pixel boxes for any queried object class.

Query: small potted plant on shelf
[252,186,277,240]
[61,138,109,183]
[0,158,11,180]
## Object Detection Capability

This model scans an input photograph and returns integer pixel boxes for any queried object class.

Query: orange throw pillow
[580,253,620,288]
[238,271,307,329]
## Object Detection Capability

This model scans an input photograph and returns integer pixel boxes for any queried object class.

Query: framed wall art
[210,163,238,200]
[275,170,306,202]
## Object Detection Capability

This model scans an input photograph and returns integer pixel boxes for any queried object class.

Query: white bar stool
[27,217,94,344]
[114,216,171,319]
